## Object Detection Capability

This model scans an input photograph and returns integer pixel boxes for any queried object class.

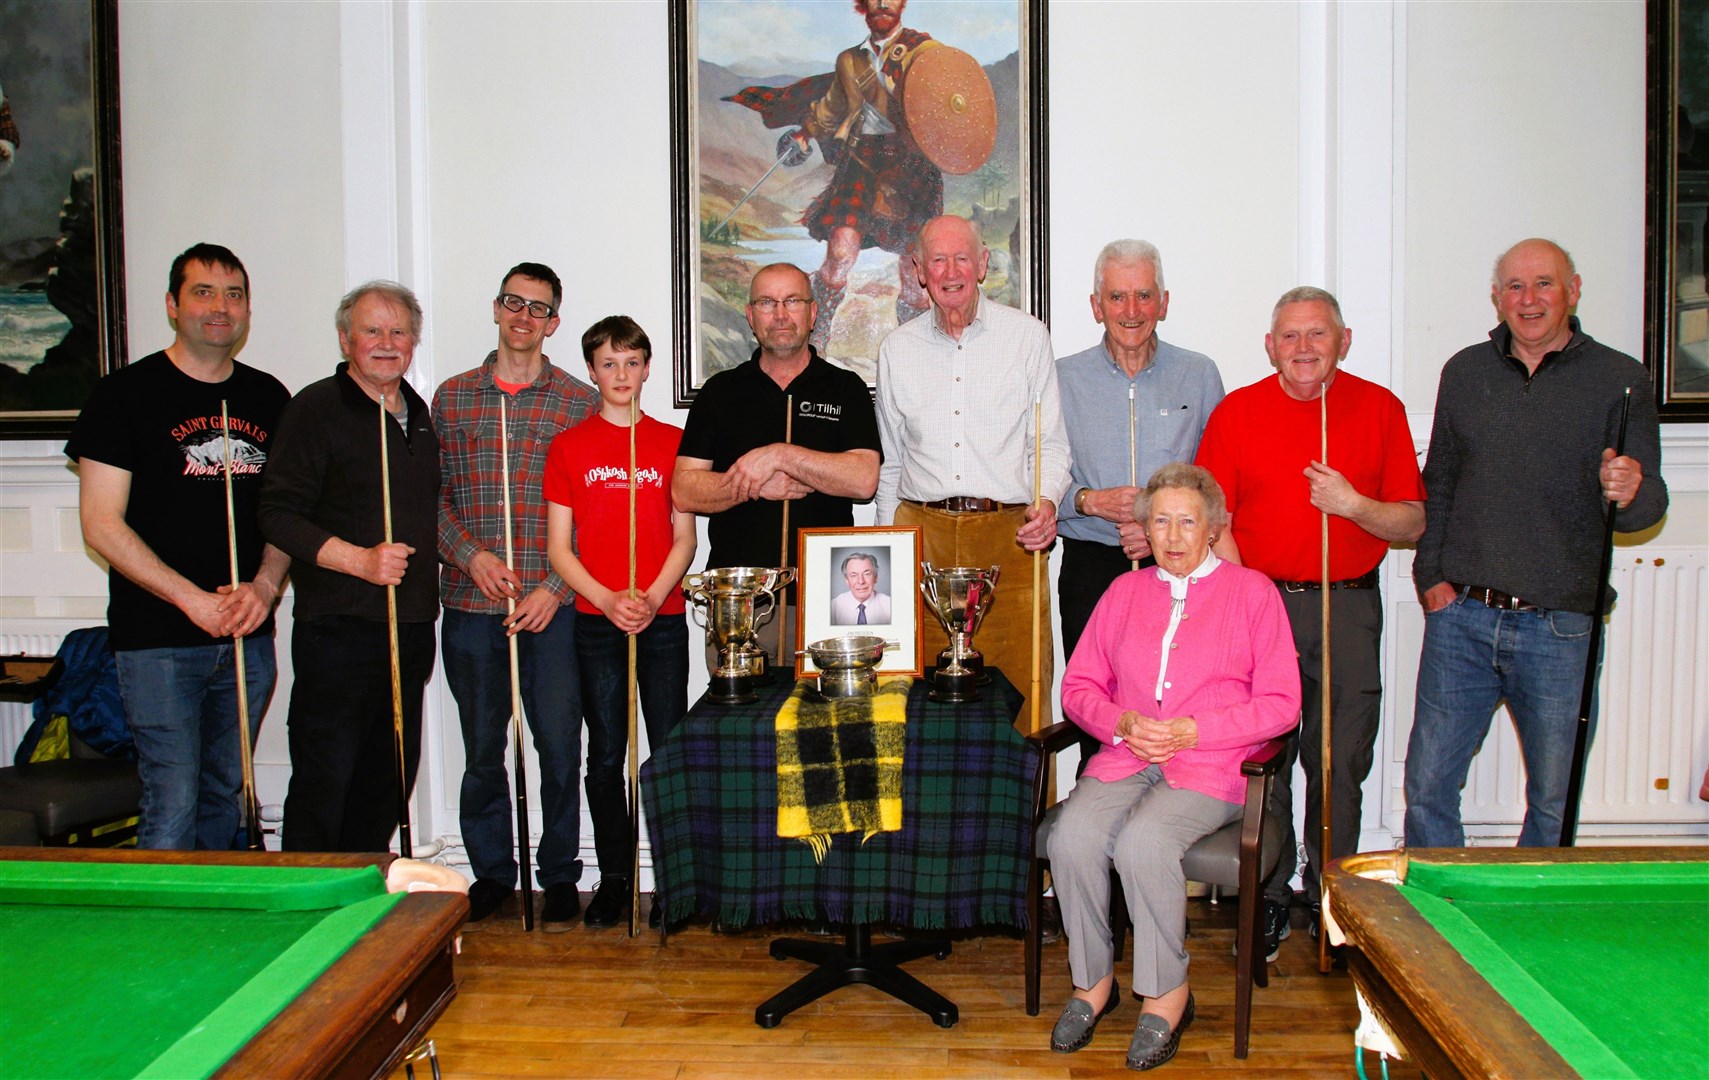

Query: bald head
[1491,238,1581,365]
[1492,238,1575,287]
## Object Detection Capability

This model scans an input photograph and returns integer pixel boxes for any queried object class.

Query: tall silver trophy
[684,566,797,704]
[919,563,1000,702]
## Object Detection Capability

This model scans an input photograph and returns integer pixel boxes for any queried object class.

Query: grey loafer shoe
[1050,991,1120,1053]
[1126,992,1195,1071]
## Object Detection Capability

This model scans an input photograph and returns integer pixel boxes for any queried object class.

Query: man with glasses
[675,262,881,662]
[430,262,598,929]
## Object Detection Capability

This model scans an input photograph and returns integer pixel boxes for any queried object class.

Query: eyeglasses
[497,293,556,319]
[749,297,811,314]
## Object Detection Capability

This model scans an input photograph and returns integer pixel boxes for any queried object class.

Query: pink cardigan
[1061,561,1301,805]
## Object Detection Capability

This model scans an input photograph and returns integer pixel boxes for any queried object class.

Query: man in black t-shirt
[65,243,291,851]
[673,263,882,659]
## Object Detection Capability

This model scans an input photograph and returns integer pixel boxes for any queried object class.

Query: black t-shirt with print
[65,351,291,650]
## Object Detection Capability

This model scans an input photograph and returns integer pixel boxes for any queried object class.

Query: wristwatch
[1074,488,1091,516]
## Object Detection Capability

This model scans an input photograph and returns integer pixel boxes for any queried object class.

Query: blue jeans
[576,612,688,878]
[1404,591,1600,848]
[114,639,277,851]
[442,607,583,889]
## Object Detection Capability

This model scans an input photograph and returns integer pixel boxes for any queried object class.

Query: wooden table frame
[1324,846,1706,1080]
[1,847,465,1079]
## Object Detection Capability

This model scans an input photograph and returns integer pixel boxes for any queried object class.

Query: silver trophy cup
[684,566,797,703]
[919,563,1000,702]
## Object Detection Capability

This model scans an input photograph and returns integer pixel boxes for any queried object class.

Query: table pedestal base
[754,923,957,1029]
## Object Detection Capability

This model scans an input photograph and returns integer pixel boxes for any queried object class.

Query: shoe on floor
[1229,898,1292,961]
[1050,990,1120,1053]
[1126,992,1194,1071]
[464,878,513,926]
[583,877,631,929]
[541,883,581,931]
[647,891,663,930]
[1264,899,1291,961]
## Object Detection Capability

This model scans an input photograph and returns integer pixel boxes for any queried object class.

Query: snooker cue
[778,395,793,668]
[1560,388,1631,847]
[1318,383,1332,974]
[1128,385,1138,570]
[498,397,536,931]
[628,396,641,936]
[380,396,413,860]
[1030,396,1043,734]
[220,400,262,851]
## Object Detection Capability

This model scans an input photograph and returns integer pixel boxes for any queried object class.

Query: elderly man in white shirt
[875,214,1071,726]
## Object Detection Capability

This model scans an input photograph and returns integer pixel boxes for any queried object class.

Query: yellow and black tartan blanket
[776,677,909,861]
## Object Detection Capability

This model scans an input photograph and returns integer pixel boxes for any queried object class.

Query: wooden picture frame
[1645,0,1709,421]
[796,525,924,679]
[0,0,126,438]
[668,0,1048,406]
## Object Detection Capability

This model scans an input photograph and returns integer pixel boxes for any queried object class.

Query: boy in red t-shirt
[545,316,696,929]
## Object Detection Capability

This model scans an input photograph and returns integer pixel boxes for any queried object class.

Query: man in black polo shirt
[674,262,881,659]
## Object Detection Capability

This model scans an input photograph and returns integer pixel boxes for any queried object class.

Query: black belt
[906,497,1026,514]
[1274,568,1379,592]
[1453,582,1538,612]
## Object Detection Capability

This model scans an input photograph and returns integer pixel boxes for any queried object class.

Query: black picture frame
[668,0,1048,407]
[0,0,125,439]
[1645,0,1709,422]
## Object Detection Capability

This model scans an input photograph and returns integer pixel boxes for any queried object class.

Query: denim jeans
[576,611,688,878]
[282,616,435,854]
[1404,591,1599,848]
[114,638,277,851]
[441,606,583,889]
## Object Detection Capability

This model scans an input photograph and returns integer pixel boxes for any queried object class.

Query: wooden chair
[1024,722,1289,1058]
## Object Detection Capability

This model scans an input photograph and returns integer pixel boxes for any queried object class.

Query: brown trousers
[895,501,1054,732]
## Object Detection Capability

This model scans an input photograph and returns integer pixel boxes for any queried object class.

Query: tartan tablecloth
[643,670,1038,931]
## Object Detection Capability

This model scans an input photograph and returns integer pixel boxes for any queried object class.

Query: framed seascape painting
[796,525,924,679]
[668,0,1048,406]
[0,0,125,439]
[1646,0,1709,421]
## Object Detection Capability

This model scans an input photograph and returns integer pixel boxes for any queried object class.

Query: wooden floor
[403,895,1427,1079]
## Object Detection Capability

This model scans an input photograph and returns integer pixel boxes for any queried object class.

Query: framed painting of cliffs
[0,0,126,438]
[668,0,1048,406]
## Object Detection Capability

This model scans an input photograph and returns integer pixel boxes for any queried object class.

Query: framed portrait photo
[796,525,924,679]
[668,0,1048,406]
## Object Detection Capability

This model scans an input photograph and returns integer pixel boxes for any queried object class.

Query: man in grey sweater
[1406,238,1667,848]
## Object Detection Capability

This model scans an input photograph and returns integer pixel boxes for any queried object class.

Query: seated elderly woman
[1046,462,1300,1070]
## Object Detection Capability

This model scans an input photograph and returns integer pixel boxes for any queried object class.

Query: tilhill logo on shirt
[798,400,842,419]
[585,464,665,487]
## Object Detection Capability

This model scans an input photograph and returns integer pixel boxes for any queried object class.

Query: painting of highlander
[0,0,125,438]
[670,0,1046,404]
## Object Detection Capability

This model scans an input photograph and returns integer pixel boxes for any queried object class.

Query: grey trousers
[1045,766,1241,998]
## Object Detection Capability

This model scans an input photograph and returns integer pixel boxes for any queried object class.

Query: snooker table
[1323,847,1709,1080]
[0,847,466,1079]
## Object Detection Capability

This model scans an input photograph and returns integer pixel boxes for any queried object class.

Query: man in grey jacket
[1406,238,1667,848]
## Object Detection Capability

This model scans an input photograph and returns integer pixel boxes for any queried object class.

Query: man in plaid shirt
[433,262,598,930]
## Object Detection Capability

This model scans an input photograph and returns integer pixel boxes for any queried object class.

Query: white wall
[2,0,1703,870]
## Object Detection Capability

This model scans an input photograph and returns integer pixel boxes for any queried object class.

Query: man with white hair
[1056,240,1224,765]
[875,214,1070,726]
[260,281,441,854]
[1195,286,1424,959]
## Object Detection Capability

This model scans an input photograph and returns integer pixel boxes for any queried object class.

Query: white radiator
[1457,546,1709,837]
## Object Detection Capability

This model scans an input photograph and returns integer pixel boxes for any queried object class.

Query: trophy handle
[753,588,777,624]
